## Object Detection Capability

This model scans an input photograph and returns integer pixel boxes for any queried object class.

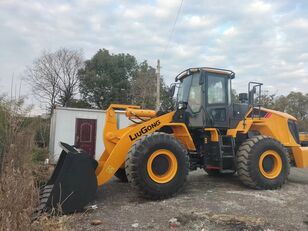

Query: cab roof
[175,67,235,81]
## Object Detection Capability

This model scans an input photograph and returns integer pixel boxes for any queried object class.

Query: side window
[188,74,202,112]
[177,77,191,103]
[208,76,226,104]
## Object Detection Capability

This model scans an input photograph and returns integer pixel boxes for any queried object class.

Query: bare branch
[25,48,84,112]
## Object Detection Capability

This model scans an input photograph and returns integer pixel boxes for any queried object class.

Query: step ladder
[219,135,236,173]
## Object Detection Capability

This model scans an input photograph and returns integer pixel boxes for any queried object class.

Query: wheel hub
[262,155,275,172]
[259,150,282,179]
[152,155,170,175]
[147,149,178,184]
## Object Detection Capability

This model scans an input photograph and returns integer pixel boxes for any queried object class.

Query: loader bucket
[37,142,98,215]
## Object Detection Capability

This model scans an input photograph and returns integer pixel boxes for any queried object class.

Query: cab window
[188,73,202,112]
[208,75,226,104]
[177,76,191,103]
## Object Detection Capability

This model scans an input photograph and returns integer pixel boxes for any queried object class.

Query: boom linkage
[95,104,175,186]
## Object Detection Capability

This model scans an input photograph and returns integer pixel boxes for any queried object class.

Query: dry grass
[0,118,34,229]
[0,99,70,231]
[32,215,73,231]
[0,127,70,230]
[0,161,37,230]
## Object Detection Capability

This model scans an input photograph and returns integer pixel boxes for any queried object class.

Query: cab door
[205,72,230,128]
[185,72,205,128]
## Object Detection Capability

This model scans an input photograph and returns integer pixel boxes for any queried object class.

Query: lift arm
[95,104,175,186]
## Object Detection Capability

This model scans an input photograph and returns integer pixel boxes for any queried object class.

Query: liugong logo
[129,120,161,141]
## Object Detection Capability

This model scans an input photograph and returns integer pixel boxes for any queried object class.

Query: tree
[230,89,275,107]
[26,48,83,112]
[129,61,174,110]
[78,49,137,109]
[274,92,308,120]
[272,95,288,112]
[130,61,156,109]
[79,49,176,111]
[160,81,175,111]
[274,92,308,131]
[65,99,92,109]
[258,91,276,109]
[56,49,84,106]
[231,89,240,103]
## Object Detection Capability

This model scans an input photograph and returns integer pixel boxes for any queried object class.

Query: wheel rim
[147,149,178,183]
[259,150,282,179]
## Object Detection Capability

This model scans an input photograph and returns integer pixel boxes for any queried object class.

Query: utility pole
[156,59,160,111]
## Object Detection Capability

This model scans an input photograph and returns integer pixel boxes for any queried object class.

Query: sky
[0,0,308,113]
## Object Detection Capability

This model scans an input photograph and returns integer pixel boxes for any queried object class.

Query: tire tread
[236,135,290,189]
[125,132,189,199]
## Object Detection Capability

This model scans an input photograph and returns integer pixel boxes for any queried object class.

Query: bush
[34,117,50,148]
[0,96,67,230]
[0,127,43,230]
[32,147,49,163]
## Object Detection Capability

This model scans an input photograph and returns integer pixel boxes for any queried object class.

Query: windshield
[176,72,231,107]
[176,72,203,113]
[177,74,193,103]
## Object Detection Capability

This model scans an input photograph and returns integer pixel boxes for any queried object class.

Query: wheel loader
[38,67,308,214]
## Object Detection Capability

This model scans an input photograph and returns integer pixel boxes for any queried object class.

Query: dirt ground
[72,168,308,231]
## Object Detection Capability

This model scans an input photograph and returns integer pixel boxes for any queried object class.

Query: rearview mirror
[169,84,176,97]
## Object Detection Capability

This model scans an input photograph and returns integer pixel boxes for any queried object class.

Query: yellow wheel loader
[38,67,308,214]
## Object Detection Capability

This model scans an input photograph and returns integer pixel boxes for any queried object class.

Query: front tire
[236,135,290,189]
[125,132,189,199]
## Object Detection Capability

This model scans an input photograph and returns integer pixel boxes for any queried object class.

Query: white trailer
[49,107,131,162]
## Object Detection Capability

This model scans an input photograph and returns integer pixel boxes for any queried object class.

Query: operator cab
[173,67,248,130]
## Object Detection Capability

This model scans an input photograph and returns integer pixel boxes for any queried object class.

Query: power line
[162,0,184,58]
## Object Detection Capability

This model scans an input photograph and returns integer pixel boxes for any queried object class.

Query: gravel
[72,167,308,231]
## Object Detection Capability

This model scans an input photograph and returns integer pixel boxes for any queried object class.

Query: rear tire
[114,168,128,182]
[236,135,290,189]
[125,132,189,199]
